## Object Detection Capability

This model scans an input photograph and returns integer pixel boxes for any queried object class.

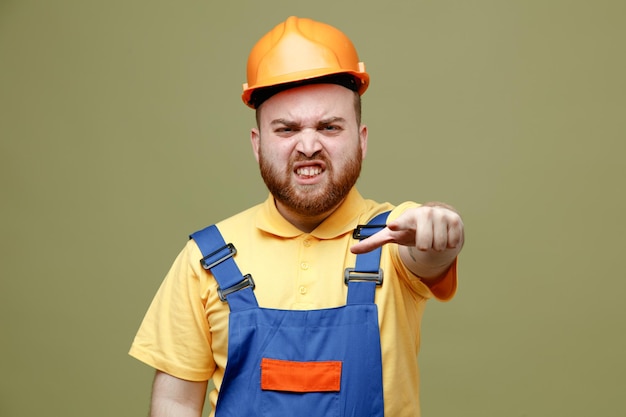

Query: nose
[295,129,323,157]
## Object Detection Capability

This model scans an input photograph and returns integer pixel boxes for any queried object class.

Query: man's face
[251,83,368,218]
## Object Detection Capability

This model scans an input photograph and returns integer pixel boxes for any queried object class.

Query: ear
[250,128,261,163]
[359,124,368,159]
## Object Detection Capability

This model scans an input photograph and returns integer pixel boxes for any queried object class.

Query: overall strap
[346,211,391,304]
[190,225,258,311]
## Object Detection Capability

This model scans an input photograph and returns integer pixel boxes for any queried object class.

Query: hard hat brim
[242,68,369,109]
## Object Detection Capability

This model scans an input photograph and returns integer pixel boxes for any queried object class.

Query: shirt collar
[256,188,367,239]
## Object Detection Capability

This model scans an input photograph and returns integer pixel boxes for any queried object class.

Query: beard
[258,146,363,217]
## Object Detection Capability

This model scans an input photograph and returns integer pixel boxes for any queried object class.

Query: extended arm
[351,203,464,282]
[149,370,208,417]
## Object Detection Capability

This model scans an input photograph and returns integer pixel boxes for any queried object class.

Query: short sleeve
[128,241,215,381]
[425,257,457,301]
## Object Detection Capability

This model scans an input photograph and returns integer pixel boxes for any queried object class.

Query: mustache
[291,150,328,162]
[290,151,330,164]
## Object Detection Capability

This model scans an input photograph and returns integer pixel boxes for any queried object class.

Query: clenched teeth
[296,166,322,176]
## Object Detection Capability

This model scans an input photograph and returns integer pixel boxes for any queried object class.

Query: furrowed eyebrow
[318,117,346,125]
[269,117,346,127]
[270,119,299,128]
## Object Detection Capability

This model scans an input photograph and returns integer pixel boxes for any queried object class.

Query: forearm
[150,371,208,417]
[399,244,460,281]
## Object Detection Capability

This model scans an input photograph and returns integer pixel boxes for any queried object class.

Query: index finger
[350,227,395,254]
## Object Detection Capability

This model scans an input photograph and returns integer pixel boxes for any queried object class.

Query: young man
[130,16,464,417]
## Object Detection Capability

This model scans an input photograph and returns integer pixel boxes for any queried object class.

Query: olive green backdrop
[1,0,624,416]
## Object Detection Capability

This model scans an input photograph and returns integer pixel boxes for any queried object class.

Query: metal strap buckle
[352,224,387,240]
[344,268,384,285]
[200,243,237,270]
[218,274,255,302]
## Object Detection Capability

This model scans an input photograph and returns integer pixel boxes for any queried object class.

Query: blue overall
[190,211,390,417]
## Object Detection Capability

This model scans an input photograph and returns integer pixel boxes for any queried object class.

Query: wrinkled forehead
[257,84,358,127]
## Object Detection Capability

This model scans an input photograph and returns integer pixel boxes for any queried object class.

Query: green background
[1,0,624,416]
